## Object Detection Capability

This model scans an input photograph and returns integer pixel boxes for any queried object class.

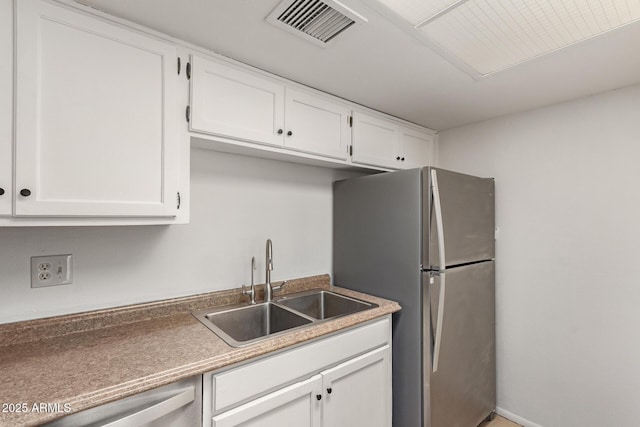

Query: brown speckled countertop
[0,275,400,426]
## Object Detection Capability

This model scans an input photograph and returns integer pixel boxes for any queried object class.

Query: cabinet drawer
[207,317,390,414]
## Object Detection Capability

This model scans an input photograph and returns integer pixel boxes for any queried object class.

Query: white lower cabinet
[212,375,322,427]
[321,346,391,427]
[204,317,392,427]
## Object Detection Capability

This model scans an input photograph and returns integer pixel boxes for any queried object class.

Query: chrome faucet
[264,239,287,302]
[265,239,274,302]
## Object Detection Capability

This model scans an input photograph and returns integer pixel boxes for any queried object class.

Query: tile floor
[480,414,521,427]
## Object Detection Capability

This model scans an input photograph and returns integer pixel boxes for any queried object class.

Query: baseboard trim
[496,407,544,427]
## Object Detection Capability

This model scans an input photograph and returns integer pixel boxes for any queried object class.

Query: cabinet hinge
[348,116,353,127]
[349,145,353,156]
[186,106,190,122]
[177,57,181,75]
[186,62,191,80]
[177,192,181,209]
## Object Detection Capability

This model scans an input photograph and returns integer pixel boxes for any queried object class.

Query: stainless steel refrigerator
[333,167,496,427]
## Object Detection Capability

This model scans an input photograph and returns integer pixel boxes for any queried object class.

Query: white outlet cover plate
[31,254,73,288]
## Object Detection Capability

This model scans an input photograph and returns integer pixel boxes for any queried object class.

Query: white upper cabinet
[284,89,350,160]
[351,111,399,169]
[352,111,434,170]
[14,0,179,217]
[398,125,434,169]
[190,55,285,147]
[0,0,12,216]
[189,55,351,161]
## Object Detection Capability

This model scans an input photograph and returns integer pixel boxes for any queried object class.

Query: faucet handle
[242,283,255,302]
[271,280,288,293]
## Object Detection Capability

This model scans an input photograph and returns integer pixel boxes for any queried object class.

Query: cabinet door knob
[316,394,322,401]
[20,189,31,197]
[326,387,332,394]
[277,129,283,135]
[396,156,401,161]
[287,130,293,136]
[0,187,4,196]
[401,157,405,161]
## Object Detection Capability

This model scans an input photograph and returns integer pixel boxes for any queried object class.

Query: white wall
[0,149,359,323]
[438,84,640,427]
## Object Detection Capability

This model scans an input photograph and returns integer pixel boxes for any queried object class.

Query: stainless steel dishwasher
[44,376,202,427]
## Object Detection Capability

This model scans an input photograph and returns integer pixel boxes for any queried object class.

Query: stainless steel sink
[194,289,378,347]
[194,302,312,347]
[276,290,377,320]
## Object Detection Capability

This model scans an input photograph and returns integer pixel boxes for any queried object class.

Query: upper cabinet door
[190,55,285,147]
[351,112,399,170]
[15,0,179,217]
[398,125,434,169]
[284,89,350,160]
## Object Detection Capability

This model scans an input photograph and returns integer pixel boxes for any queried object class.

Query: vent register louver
[266,0,368,47]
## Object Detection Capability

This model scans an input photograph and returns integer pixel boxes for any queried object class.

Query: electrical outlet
[31,255,73,288]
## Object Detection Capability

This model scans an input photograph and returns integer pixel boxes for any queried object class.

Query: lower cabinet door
[212,375,322,427]
[321,345,392,427]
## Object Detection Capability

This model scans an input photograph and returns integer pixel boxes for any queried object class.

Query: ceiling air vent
[266,0,367,47]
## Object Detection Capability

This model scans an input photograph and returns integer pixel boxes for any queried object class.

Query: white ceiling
[75,0,640,131]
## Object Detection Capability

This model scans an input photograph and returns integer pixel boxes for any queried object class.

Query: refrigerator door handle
[431,169,446,373]
[431,272,445,373]
[431,169,446,270]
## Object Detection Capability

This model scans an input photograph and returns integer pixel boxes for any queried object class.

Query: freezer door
[424,262,496,427]
[423,167,495,269]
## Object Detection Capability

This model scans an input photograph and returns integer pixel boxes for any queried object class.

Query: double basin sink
[193,289,378,347]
